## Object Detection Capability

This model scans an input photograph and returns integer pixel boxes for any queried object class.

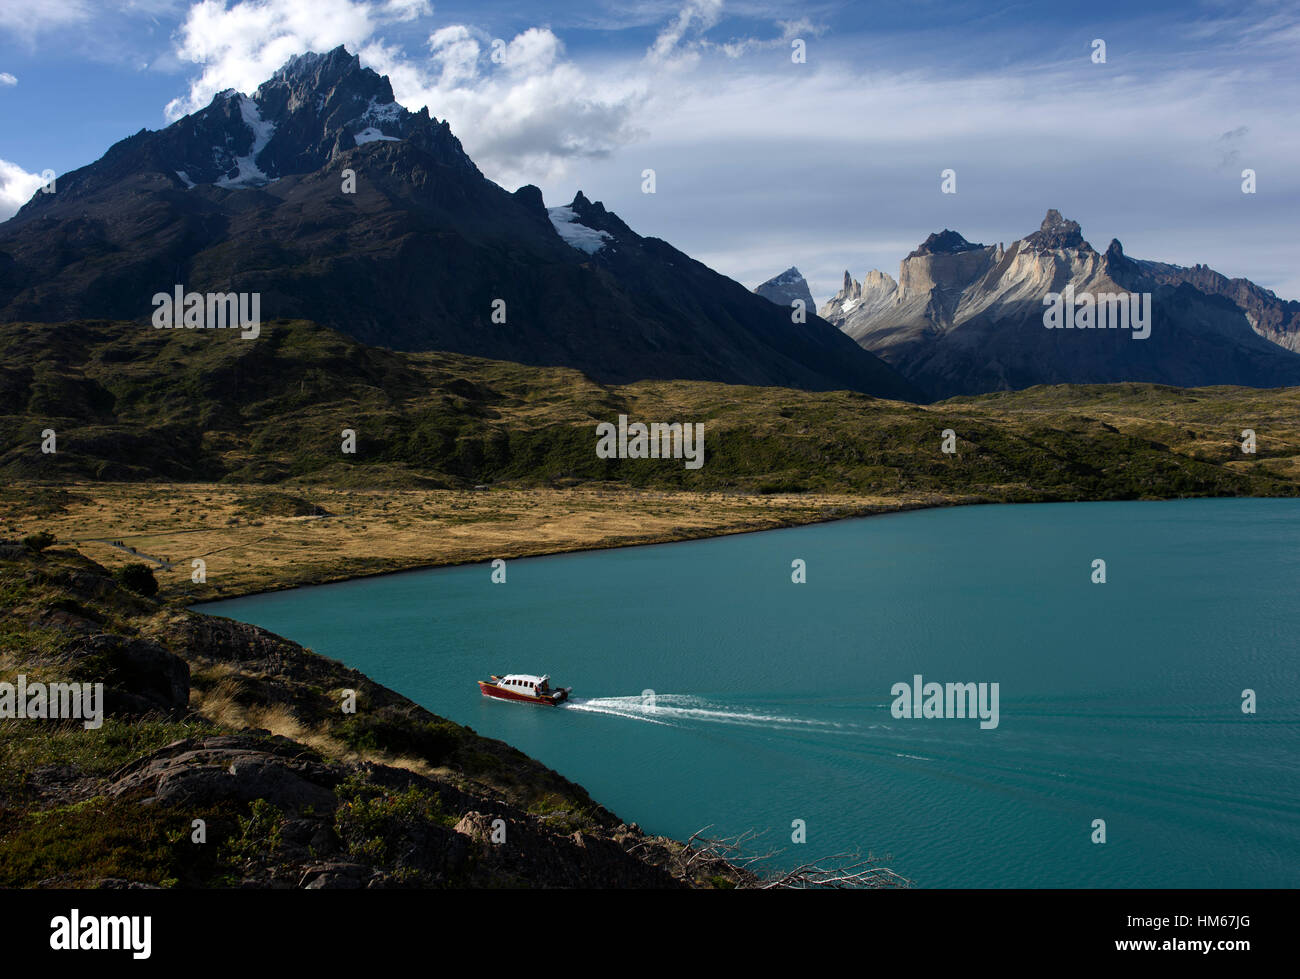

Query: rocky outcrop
[0,545,746,889]
[1022,209,1085,251]
[820,210,1300,398]
[108,736,342,810]
[63,633,190,717]
[101,733,685,888]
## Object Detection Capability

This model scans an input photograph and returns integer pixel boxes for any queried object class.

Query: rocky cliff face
[0,47,919,402]
[819,210,1300,399]
[1126,254,1300,354]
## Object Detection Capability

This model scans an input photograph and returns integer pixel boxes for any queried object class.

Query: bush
[333,774,455,865]
[337,710,463,764]
[21,530,57,552]
[115,562,158,597]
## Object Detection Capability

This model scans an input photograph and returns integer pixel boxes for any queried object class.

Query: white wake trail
[564,694,851,732]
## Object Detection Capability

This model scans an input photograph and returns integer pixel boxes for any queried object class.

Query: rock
[453,811,495,847]
[906,229,984,258]
[1023,209,1085,251]
[63,633,190,717]
[108,735,340,812]
[299,862,378,889]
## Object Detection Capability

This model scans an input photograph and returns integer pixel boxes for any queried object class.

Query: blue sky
[2,0,1297,301]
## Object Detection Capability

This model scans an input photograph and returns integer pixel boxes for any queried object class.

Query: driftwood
[660,825,913,889]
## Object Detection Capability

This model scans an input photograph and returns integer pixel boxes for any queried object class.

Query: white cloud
[499,27,563,75]
[162,0,648,186]
[427,25,481,87]
[563,50,1300,299]
[0,159,46,219]
[163,0,389,119]
[151,0,1300,298]
[0,0,93,40]
[364,27,646,185]
[0,72,16,85]
[381,0,428,22]
[648,0,723,68]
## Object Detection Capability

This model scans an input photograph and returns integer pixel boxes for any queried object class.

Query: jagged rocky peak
[1023,209,1087,251]
[754,267,816,310]
[546,191,636,255]
[1101,237,1147,286]
[572,191,636,236]
[819,267,898,323]
[513,183,546,213]
[832,268,898,299]
[863,269,898,291]
[907,229,984,259]
[150,45,479,192]
[897,229,994,302]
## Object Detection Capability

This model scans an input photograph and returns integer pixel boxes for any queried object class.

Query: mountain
[0,47,921,402]
[754,267,816,311]
[1126,258,1300,354]
[820,210,1300,399]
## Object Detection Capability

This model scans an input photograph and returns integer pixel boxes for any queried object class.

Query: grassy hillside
[0,542,772,888]
[2,318,1298,501]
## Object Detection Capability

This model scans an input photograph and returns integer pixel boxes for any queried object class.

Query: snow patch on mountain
[216,94,277,189]
[354,128,399,144]
[361,97,402,124]
[753,266,816,310]
[547,206,612,254]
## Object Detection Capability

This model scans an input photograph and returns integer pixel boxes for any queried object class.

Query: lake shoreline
[200,496,1300,888]
[187,494,975,605]
[184,491,1273,606]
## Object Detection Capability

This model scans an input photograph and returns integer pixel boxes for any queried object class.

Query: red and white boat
[477,673,571,706]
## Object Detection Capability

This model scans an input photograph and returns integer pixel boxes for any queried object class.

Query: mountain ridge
[0,46,922,402]
[816,210,1300,398]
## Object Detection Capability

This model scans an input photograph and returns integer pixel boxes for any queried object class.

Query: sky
[1,0,1297,303]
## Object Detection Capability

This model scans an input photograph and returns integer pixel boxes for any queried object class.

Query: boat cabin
[497,674,551,694]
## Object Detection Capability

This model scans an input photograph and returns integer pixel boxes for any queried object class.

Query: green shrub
[115,562,158,597]
[21,530,57,552]
[334,773,455,864]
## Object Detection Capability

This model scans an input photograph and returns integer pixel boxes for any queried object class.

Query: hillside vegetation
[2,319,1297,501]
[0,542,760,888]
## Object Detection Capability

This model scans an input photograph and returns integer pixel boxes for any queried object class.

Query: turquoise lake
[197,498,1300,887]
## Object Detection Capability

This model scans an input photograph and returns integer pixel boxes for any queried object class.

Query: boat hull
[478,681,569,706]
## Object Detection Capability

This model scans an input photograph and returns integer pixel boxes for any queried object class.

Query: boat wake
[564,694,851,733]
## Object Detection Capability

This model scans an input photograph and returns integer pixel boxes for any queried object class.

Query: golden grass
[186,674,440,778]
[1,482,954,601]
